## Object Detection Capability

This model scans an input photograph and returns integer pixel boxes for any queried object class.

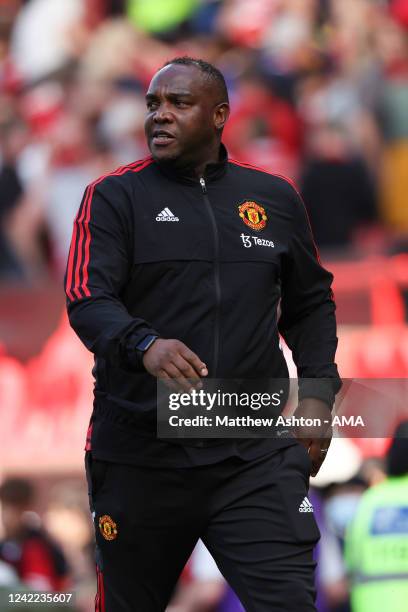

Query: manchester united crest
[99,515,118,541]
[238,201,267,231]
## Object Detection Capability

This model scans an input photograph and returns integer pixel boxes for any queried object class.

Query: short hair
[0,478,34,507]
[162,56,229,104]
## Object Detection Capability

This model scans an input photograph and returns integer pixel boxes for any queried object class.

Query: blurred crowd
[0,0,408,285]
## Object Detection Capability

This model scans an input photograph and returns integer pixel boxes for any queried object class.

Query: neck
[192,146,220,178]
[161,141,222,178]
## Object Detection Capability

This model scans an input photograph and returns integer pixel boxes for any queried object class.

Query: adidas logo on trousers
[299,497,314,513]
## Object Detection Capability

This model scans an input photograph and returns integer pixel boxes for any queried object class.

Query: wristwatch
[135,334,159,370]
[134,334,159,370]
[135,334,159,359]
[127,334,160,371]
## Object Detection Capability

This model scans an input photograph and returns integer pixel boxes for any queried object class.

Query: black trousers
[85,443,320,612]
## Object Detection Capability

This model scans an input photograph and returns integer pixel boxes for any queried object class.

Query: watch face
[137,335,157,352]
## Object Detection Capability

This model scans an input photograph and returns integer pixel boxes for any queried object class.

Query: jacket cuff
[124,329,160,372]
[298,378,341,410]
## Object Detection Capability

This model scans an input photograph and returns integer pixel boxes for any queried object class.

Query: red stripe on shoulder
[130,157,154,173]
[89,157,153,185]
[66,158,153,301]
[65,219,78,301]
[81,159,154,297]
[72,184,91,299]
[65,185,91,301]
[228,158,300,194]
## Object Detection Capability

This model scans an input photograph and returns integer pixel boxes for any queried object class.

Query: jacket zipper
[200,177,221,377]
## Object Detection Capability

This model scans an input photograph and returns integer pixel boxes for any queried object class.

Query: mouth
[151,130,176,146]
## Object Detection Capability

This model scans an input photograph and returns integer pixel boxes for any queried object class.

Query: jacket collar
[154,143,228,185]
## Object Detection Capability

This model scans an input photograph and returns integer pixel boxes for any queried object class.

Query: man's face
[144,64,227,166]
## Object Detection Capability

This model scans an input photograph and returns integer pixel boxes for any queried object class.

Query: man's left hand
[292,398,332,477]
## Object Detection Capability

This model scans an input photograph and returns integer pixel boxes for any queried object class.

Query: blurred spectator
[0,120,25,280]
[376,12,408,230]
[319,477,368,612]
[43,112,116,275]
[44,481,95,612]
[358,457,386,488]
[223,75,301,176]
[10,0,84,84]
[84,0,127,26]
[0,478,70,592]
[344,420,408,612]
[300,125,377,250]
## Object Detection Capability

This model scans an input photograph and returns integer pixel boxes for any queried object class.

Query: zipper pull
[199,177,207,194]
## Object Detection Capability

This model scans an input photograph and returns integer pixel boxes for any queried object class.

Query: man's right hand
[143,339,208,392]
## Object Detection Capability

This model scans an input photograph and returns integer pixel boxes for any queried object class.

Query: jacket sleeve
[64,178,159,371]
[278,182,342,408]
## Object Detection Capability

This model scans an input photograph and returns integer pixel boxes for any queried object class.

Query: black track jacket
[65,145,341,463]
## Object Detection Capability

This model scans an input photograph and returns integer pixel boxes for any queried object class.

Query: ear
[214,103,230,131]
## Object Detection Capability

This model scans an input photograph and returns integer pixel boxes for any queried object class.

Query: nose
[153,104,173,124]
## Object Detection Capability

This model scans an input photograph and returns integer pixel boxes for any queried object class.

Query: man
[65,57,341,611]
[344,420,408,612]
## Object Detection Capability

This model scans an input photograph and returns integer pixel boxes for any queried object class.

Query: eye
[146,100,158,111]
[174,100,188,108]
